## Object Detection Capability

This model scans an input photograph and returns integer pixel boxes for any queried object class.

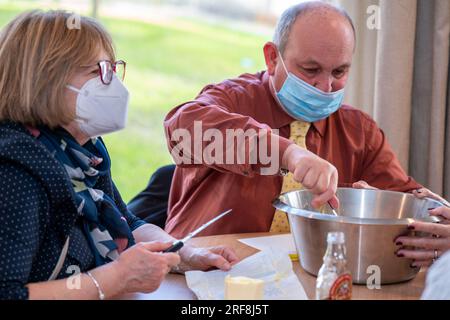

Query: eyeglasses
[97,60,126,85]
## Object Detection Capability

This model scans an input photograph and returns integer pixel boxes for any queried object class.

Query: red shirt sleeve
[164,82,293,177]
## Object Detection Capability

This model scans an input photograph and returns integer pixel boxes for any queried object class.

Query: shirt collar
[262,71,326,137]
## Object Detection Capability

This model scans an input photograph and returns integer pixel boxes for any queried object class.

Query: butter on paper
[224,275,264,300]
[185,250,308,300]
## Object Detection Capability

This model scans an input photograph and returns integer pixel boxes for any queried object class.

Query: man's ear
[263,42,279,76]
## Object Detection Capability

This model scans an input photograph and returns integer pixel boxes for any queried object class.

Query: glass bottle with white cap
[315,231,352,300]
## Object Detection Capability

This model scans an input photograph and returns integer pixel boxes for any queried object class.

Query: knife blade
[163,209,232,253]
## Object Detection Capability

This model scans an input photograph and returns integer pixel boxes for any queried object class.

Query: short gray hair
[273,1,356,55]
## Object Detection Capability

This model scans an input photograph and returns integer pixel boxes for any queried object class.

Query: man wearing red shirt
[155,2,420,238]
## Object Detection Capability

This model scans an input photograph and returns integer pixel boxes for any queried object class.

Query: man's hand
[352,180,378,190]
[282,144,339,209]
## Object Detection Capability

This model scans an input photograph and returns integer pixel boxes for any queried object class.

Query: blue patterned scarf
[35,126,134,266]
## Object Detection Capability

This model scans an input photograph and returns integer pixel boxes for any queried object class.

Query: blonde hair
[0,10,116,127]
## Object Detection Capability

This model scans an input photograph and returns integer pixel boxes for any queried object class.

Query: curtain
[334,0,450,198]
[409,0,450,197]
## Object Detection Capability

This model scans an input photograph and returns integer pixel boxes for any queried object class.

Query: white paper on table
[185,250,308,300]
[238,234,297,256]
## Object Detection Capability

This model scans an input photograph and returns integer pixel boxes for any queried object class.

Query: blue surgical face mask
[271,53,345,122]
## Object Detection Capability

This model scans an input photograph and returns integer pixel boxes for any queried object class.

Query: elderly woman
[0,10,238,300]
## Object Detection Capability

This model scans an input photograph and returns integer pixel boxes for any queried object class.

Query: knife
[163,209,233,253]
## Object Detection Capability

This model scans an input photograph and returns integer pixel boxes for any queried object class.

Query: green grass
[0,3,268,201]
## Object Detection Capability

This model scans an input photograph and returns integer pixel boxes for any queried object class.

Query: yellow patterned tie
[269,121,311,233]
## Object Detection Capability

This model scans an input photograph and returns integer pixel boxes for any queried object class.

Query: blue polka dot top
[0,121,146,299]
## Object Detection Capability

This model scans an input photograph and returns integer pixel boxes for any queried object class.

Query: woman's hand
[395,206,450,267]
[131,224,239,274]
[176,245,240,273]
[113,241,180,294]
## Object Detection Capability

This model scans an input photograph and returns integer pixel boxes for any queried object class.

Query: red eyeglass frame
[98,60,126,85]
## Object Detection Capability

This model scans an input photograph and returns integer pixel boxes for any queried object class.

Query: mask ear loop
[66,84,81,93]
[269,49,310,120]
[269,49,289,96]
[269,70,285,109]
[277,49,289,76]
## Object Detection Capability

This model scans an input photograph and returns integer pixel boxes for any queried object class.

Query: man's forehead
[285,37,354,68]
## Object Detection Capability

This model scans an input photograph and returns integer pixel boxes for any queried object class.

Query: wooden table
[121,233,426,300]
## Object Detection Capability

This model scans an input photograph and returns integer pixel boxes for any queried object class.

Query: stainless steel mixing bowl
[272,188,443,284]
